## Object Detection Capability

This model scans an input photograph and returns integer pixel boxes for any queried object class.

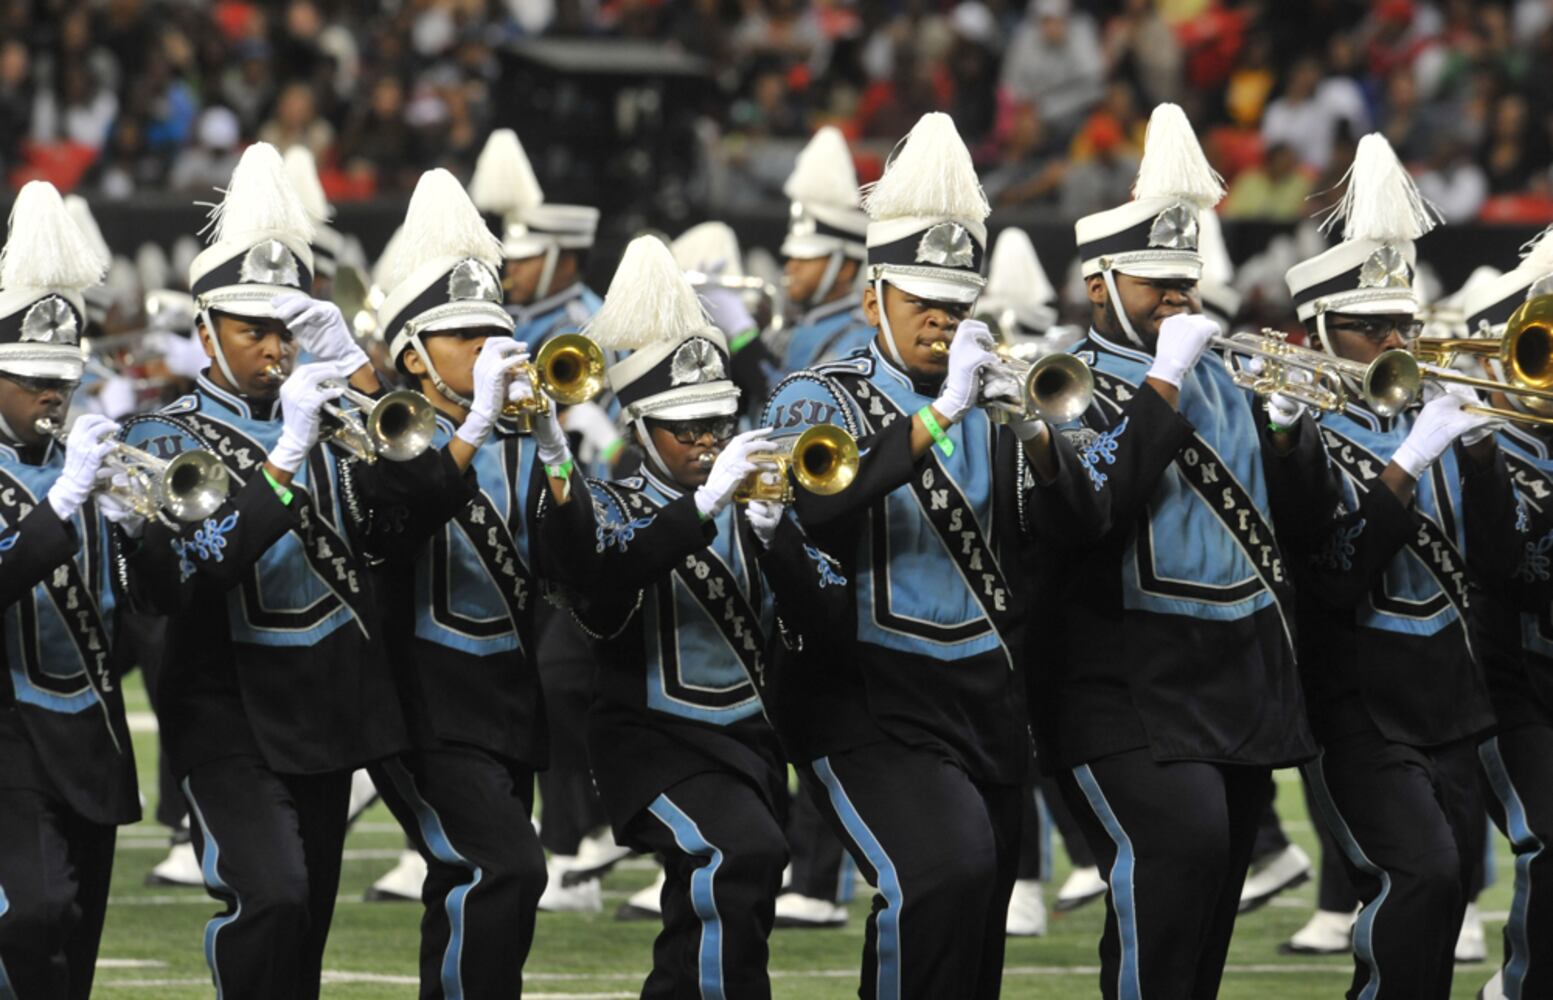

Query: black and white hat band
[192,239,314,300]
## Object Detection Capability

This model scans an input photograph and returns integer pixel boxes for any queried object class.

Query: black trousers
[1016,779,1048,881]
[802,742,1022,1000]
[1059,748,1266,1000]
[535,610,606,856]
[0,788,116,1000]
[1302,730,1482,1000]
[1480,724,1553,1000]
[785,770,850,901]
[182,757,352,1000]
[370,747,547,999]
[1040,772,1095,870]
[623,770,787,1000]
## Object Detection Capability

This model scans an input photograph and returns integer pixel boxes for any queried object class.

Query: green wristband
[545,459,575,481]
[728,326,761,354]
[261,467,294,506]
[601,437,625,464]
[918,406,954,458]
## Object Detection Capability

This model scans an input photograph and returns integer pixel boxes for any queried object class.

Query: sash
[1317,424,1473,627]
[1089,368,1294,650]
[447,435,533,638]
[1502,449,1553,517]
[127,410,377,636]
[830,370,1019,639]
[0,464,122,753]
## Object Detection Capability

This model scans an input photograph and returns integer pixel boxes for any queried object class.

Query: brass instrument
[1410,295,1553,426]
[35,417,229,524]
[684,271,786,335]
[735,424,860,504]
[922,337,1094,424]
[1213,329,1420,418]
[501,334,608,430]
[261,365,437,462]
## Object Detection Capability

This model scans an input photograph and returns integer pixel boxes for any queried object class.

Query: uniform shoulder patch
[764,370,862,436]
[813,352,874,377]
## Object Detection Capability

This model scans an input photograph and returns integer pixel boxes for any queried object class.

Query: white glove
[47,415,120,521]
[694,427,772,519]
[934,320,999,424]
[271,292,371,373]
[1265,393,1306,429]
[95,472,146,538]
[98,376,138,419]
[745,499,783,548]
[269,360,352,474]
[457,338,528,449]
[699,284,758,340]
[156,330,211,379]
[1391,384,1501,479]
[531,399,571,468]
[1147,313,1220,389]
[562,401,623,466]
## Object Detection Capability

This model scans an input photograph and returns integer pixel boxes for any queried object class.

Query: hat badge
[670,338,725,386]
[789,203,817,239]
[1359,244,1410,289]
[20,296,79,345]
[448,258,502,303]
[239,239,301,287]
[1148,203,1198,251]
[916,223,975,268]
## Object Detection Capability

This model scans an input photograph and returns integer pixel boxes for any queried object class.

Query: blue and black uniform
[760,340,1103,1000]
[508,283,602,352]
[782,296,871,374]
[540,464,789,1000]
[120,374,462,1000]
[1046,331,1334,1000]
[0,434,138,1000]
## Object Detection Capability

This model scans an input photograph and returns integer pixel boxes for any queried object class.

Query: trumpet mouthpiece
[696,451,718,469]
[928,341,950,358]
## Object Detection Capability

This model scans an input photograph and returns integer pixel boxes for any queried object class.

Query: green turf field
[93,674,1513,998]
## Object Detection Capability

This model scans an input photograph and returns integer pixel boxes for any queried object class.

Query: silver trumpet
[926,339,1095,424]
[261,365,436,463]
[35,417,230,523]
[1212,329,1421,418]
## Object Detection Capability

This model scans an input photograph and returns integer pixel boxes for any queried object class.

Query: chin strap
[874,277,911,370]
[535,245,561,302]
[808,251,846,307]
[633,415,683,486]
[198,305,242,389]
[0,412,23,444]
[408,332,476,410]
[1101,269,1145,350]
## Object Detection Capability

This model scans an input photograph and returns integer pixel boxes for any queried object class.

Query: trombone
[35,417,230,524]
[1410,294,1553,426]
[261,365,436,463]
[735,424,860,504]
[926,339,1095,424]
[501,334,608,431]
[1213,329,1421,418]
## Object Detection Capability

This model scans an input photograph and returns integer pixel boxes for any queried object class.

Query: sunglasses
[1329,317,1423,344]
[653,416,738,445]
[0,372,79,394]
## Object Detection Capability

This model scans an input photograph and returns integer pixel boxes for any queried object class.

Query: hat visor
[782,234,852,260]
[198,284,305,321]
[0,349,84,382]
[1323,292,1419,318]
[882,273,982,305]
[418,308,517,336]
[625,383,741,422]
[1113,259,1203,281]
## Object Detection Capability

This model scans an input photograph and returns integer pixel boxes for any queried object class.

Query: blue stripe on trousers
[182,776,242,1000]
[1072,764,1141,1000]
[1480,737,1546,1000]
[812,756,902,1000]
[381,759,483,1000]
[0,883,16,1000]
[647,794,726,1000]
[1303,754,1391,1000]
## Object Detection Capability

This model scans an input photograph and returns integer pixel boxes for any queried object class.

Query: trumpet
[923,339,1094,424]
[501,334,608,431]
[735,424,860,504]
[35,417,230,524]
[1213,329,1421,418]
[261,365,436,463]
[1410,295,1553,426]
[684,271,786,335]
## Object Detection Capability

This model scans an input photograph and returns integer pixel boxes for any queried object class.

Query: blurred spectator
[1416,135,1489,222]
[1482,93,1549,193]
[0,40,31,172]
[948,3,1002,146]
[1102,0,1182,108]
[982,102,1064,206]
[1000,0,1105,139]
[1379,68,1433,163]
[1222,142,1314,221]
[259,82,334,160]
[220,41,278,136]
[1058,114,1139,218]
[1224,33,1276,128]
[337,75,417,193]
[31,64,118,151]
[1260,54,1367,172]
[169,108,244,193]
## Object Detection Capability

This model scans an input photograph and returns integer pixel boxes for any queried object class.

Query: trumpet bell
[161,450,231,522]
[791,423,859,497]
[536,334,607,406]
[1507,295,1553,415]
[1363,350,1422,419]
[365,390,439,462]
[1024,353,1094,424]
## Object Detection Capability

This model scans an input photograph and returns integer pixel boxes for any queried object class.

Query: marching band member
[283,146,346,302]
[365,167,581,996]
[1283,134,1514,1000]
[540,235,790,998]
[0,182,136,1000]
[118,144,458,1000]
[1052,103,1335,999]
[761,111,1099,999]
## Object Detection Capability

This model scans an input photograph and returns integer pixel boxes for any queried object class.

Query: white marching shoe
[774,892,848,929]
[1478,969,1507,1000]
[1053,866,1107,912]
[1239,844,1312,912]
[569,827,633,883]
[364,850,427,902]
[146,840,205,887]
[1456,903,1487,964]
[538,855,602,913]
[616,868,666,921]
[1005,879,1048,937]
[1281,907,1357,955]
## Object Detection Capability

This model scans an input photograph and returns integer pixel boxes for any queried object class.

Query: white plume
[63,194,112,264]
[377,169,503,293]
[586,235,712,350]
[0,181,108,291]
[984,228,1055,306]
[784,126,861,208]
[1321,133,1439,241]
[1519,226,1553,276]
[1198,209,1234,286]
[860,112,989,223]
[672,221,743,276]
[283,146,333,224]
[468,128,545,215]
[1132,103,1225,208]
[204,142,316,246]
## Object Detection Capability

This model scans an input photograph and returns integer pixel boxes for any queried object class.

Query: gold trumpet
[1213,329,1421,418]
[735,424,860,504]
[35,417,230,523]
[501,334,607,431]
[923,339,1093,423]
[1410,295,1553,426]
[261,365,436,462]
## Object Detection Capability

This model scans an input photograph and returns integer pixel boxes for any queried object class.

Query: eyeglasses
[0,372,79,394]
[1329,317,1423,344]
[653,416,738,444]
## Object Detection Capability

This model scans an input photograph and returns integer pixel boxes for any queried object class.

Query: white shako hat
[590,235,739,424]
[284,145,343,280]
[782,126,869,261]
[1457,227,1553,336]
[862,111,990,306]
[978,228,1057,334]
[1285,133,1439,327]
[0,181,108,382]
[1074,103,1224,283]
[189,142,317,322]
[468,128,600,261]
[672,221,744,278]
[63,194,115,328]
[1197,207,1242,328]
[375,168,512,405]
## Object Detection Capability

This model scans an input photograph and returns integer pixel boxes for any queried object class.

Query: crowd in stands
[8,0,1553,223]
